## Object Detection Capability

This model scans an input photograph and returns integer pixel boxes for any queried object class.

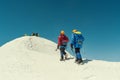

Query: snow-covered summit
[1,36,57,54]
[0,36,120,80]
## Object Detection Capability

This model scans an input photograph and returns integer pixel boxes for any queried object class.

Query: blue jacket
[71,31,84,48]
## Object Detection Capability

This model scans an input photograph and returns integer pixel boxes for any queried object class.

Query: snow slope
[0,36,120,80]
[1,36,57,55]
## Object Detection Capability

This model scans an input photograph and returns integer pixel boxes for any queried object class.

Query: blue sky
[0,0,120,61]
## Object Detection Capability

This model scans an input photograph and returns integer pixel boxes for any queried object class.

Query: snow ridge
[0,36,120,80]
[1,36,57,54]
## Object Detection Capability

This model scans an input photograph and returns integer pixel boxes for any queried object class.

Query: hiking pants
[75,48,82,60]
[60,47,66,59]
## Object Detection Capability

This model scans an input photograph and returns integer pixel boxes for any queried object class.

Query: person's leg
[75,48,79,62]
[63,51,68,59]
[75,48,82,62]
[62,48,68,60]
[60,48,64,61]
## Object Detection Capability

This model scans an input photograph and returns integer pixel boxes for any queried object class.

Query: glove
[56,45,59,51]
[57,45,59,49]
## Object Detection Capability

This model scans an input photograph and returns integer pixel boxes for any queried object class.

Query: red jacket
[58,34,69,46]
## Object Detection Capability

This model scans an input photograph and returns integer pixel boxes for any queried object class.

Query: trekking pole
[81,45,87,60]
[71,48,76,58]
[83,46,85,54]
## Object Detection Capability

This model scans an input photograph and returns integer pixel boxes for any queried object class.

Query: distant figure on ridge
[56,30,69,61]
[70,29,84,64]
[31,32,36,36]
[36,33,39,37]
[31,32,39,37]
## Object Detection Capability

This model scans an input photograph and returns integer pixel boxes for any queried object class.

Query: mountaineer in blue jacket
[70,29,84,64]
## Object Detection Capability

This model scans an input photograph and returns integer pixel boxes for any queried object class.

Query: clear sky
[0,0,120,61]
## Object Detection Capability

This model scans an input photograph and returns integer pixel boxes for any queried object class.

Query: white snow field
[0,36,120,80]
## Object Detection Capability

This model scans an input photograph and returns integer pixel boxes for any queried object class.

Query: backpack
[59,35,69,46]
[74,34,84,45]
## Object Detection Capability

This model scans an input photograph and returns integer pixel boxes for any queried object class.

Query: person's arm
[70,34,75,50]
[56,36,61,51]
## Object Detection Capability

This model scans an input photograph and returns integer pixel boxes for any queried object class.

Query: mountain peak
[0,36,120,80]
[1,36,57,54]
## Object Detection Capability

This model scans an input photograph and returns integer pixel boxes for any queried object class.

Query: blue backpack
[75,34,84,44]
[72,32,84,48]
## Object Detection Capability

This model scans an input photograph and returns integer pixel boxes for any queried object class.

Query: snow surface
[0,36,120,80]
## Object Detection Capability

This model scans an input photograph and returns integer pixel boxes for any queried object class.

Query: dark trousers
[60,47,66,59]
[75,48,82,60]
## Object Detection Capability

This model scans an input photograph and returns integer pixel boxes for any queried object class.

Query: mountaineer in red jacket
[56,30,69,61]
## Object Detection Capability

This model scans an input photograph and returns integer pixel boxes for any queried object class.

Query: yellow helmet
[72,29,77,33]
[60,30,65,34]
